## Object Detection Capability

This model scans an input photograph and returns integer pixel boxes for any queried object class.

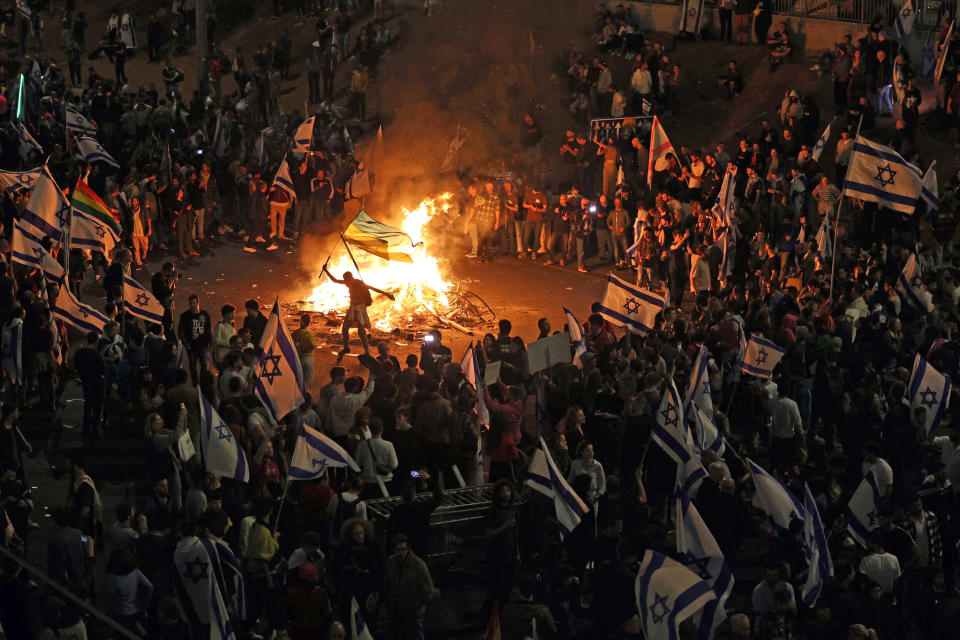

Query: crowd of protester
[1,0,960,639]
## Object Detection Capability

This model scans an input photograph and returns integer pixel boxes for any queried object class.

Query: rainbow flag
[70,178,122,236]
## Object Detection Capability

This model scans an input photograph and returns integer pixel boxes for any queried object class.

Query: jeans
[192,207,205,241]
[876,84,893,115]
[522,220,541,253]
[612,234,629,263]
[81,381,104,437]
[513,220,524,253]
[176,215,195,255]
[575,237,586,267]
[595,229,613,261]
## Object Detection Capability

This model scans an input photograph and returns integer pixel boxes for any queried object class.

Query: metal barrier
[632,0,951,26]
[366,484,499,573]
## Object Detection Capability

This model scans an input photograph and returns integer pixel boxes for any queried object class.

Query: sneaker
[241,234,250,242]
[243,246,257,253]
[559,259,566,266]
[578,266,588,273]
[537,248,547,254]
[255,235,266,243]
[528,252,536,260]
[465,253,478,258]
[267,243,278,251]
[517,252,524,259]
[189,250,200,256]
[544,260,554,265]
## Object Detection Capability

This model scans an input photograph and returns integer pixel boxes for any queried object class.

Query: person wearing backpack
[355,418,398,498]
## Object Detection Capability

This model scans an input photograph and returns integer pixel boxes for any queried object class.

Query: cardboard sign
[527,333,572,373]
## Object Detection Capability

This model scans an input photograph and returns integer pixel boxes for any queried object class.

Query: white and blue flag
[174,536,236,640]
[71,212,119,256]
[740,334,786,379]
[0,167,43,195]
[748,458,804,531]
[676,454,708,498]
[272,154,297,199]
[653,377,695,464]
[52,280,108,337]
[16,123,43,157]
[635,550,716,640]
[908,353,951,436]
[679,0,706,34]
[200,537,246,622]
[123,275,165,324]
[599,274,664,336]
[711,165,738,227]
[459,343,490,425]
[718,228,734,286]
[351,596,374,640]
[676,491,733,640]
[814,218,832,258]
[256,134,268,173]
[210,111,225,157]
[527,436,590,539]
[563,306,587,368]
[685,402,725,457]
[801,483,833,606]
[896,250,933,312]
[65,105,97,137]
[21,166,70,244]
[76,136,120,168]
[921,160,939,211]
[10,219,47,270]
[845,469,882,547]
[684,345,714,419]
[811,117,836,164]
[293,116,316,153]
[896,0,919,38]
[255,299,305,422]
[290,424,360,479]
[842,135,923,214]
[199,388,250,482]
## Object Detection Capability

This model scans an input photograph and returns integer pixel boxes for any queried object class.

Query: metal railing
[631,0,952,26]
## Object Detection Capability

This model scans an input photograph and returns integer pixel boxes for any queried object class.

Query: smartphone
[410,471,421,478]
[80,535,88,543]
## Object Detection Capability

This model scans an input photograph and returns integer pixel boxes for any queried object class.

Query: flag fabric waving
[801,483,834,606]
[936,19,955,83]
[21,166,70,244]
[845,469,882,547]
[16,123,43,157]
[526,436,590,539]
[292,116,316,153]
[342,210,422,263]
[896,0,918,37]
[459,343,490,425]
[199,388,250,482]
[351,596,375,640]
[123,275,165,324]
[71,213,119,256]
[174,536,236,639]
[676,491,734,640]
[648,116,677,187]
[811,117,836,164]
[52,281,109,336]
[842,135,923,214]
[256,134,268,173]
[748,458,805,531]
[679,0,706,34]
[289,424,361,479]
[0,167,43,195]
[685,402,726,457]
[711,165,738,227]
[908,353,951,436]
[740,334,787,379]
[200,537,247,622]
[75,136,120,168]
[10,220,46,269]
[896,250,933,312]
[71,177,123,236]
[684,345,714,419]
[598,274,664,335]
[635,550,716,640]
[563,306,587,368]
[65,104,97,137]
[653,376,694,464]
[921,160,939,211]
[210,111,225,157]
[272,154,296,200]
[814,218,833,258]
[254,299,305,422]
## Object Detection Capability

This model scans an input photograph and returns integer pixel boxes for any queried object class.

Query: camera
[423,334,435,344]
[589,205,597,213]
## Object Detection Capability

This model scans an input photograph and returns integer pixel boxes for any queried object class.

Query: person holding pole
[321,262,395,359]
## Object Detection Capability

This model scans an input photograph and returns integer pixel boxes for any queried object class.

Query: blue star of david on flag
[215,424,233,441]
[911,275,923,289]
[135,292,150,307]
[661,406,678,428]
[757,347,768,364]
[679,552,713,581]
[93,223,106,239]
[55,202,70,228]
[650,593,671,624]
[874,163,897,188]
[623,296,640,314]
[312,457,328,470]
[260,353,284,384]
[918,387,938,409]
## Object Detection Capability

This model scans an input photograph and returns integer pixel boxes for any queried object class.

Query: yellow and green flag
[70,178,122,236]
[342,210,420,263]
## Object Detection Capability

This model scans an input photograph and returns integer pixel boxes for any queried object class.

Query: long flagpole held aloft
[339,227,363,277]
[829,113,864,303]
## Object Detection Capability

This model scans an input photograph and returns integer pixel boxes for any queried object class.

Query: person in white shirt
[861,442,894,499]
[355,419,399,498]
[768,391,803,471]
[859,532,901,594]
[328,373,376,437]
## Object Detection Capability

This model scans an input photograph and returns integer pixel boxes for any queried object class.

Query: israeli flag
[811,117,835,164]
[842,135,923,214]
[272,154,297,199]
[459,343,490,425]
[71,213,119,256]
[20,167,69,244]
[563,306,587,368]
[684,345,714,419]
[527,436,590,539]
[679,0,705,34]
[256,134,268,173]
[747,458,805,531]
[123,275,165,324]
[676,491,734,640]
[599,274,665,336]
[52,280,109,337]
[814,218,832,258]
[896,0,918,38]
[174,536,236,640]
[199,389,250,482]
[711,165,738,227]
[921,160,939,211]
[653,377,695,464]
[199,537,246,622]
[0,168,43,195]
[800,483,833,606]
[65,105,98,137]
[291,424,360,480]
[76,136,120,168]
[740,334,786,379]
[210,111,225,157]
[350,596,374,640]
[10,219,46,269]
[635,550,716,640]
[685,402,725,457]
[16,123,43,157]
[676,454,708,498]
[254,299,305,422]
[896,250,933,312]
[292,116,316,153]
[718,228,734,285]
[844,469,882,547]
[908,353,951,436]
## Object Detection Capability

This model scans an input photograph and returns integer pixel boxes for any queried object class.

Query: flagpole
[273,475,291,532]
[338,227,363,277]
[828,114,863,303]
